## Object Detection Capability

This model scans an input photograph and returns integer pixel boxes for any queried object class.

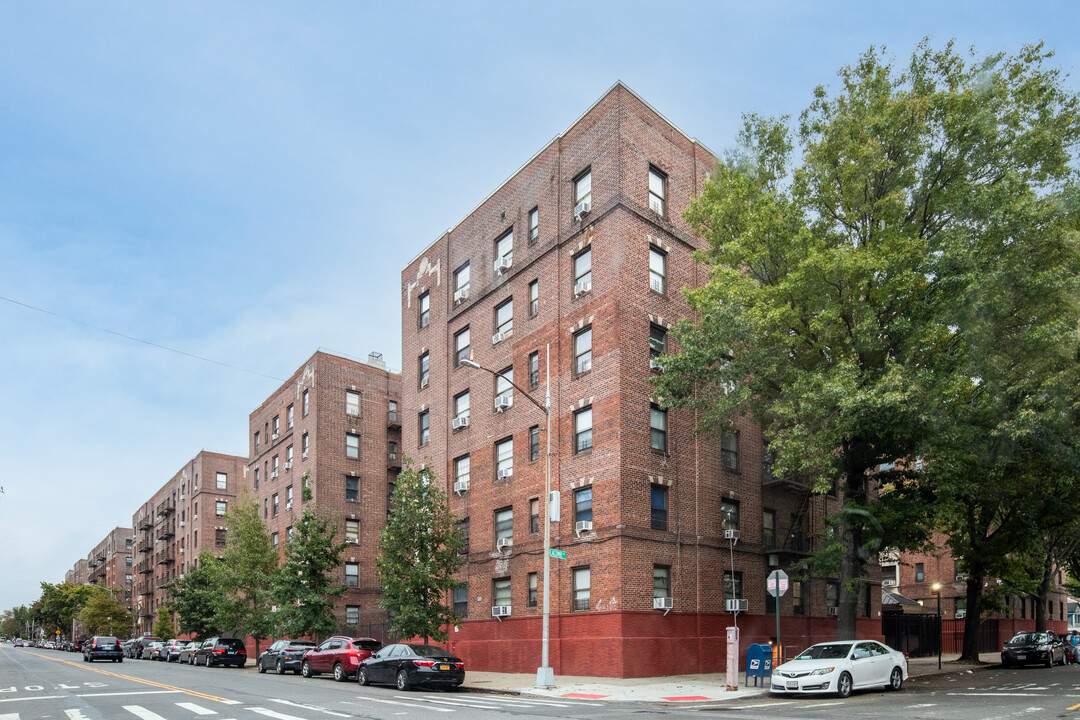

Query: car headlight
[809,667,835,676]
[1040,645,1052,651]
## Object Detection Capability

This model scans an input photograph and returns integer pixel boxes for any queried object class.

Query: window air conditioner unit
[767,553,779,568]
[302,451,308,459]
[286,502,292,510]
[575,520,593,534]
[649,358,662,370]
[496,537,513,551]
[955,574,967,582]
[654,597,674,611]
[492,332,506,345]
[497,468,514,480]
[453,480,469,495]
[726,598,748,612]
[574,280,592,296]
[453,287,469,304]
[494,396,513,411]
[272,433,279,441]
[452,416,470,430]
[270,471,278,479]
[494,256,512,273]
[650,277,664,293]
[574,199,591,219]
[420,376,429,389]
[955,609,966,619]
[179,547,184,554]
[346,538,359,544]
[724,529,740,540]
[284,462,292,470]
[491,605,511,618]
[882,579,897,587]
[578,360,592,374]
[827,606,839,616]
[179,521,185,528]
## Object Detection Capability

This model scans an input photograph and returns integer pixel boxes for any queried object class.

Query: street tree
[658,40,1080,640]
[218,494,279,655]
[169,551,226,639]
[153,606,176,641]
[272,506,348,641]
[78,588,132,637]
[376,460,465,644]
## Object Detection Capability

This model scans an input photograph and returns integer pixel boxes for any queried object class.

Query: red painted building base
[442,611,885,679]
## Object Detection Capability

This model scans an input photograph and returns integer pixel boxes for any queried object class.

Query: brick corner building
[400,82,873,678]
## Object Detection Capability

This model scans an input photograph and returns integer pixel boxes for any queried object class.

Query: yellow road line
[23,652,233,703]
[1068,701,1080,711]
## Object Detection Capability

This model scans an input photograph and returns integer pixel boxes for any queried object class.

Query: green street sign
[549,548,567,559]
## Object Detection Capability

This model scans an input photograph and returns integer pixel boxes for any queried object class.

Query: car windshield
[219,639,245,649]
[796,643,852,660]
[288,641,316,649]
[1009,633,1046,644]
[353,640,381,651]
[409,644,451,657]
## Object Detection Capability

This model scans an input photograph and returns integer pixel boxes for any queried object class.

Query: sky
[1,1,1077,613]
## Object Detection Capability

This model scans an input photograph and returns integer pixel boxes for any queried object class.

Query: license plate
[227,650,235,654]
[439,664,451,670]
[787,681,798,689]
[1016,654,1026,660]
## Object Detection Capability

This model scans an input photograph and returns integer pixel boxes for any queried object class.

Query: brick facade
[399,83,872,677]
[85,527,135,611]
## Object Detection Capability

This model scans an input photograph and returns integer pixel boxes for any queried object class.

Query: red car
[301,636,382,682]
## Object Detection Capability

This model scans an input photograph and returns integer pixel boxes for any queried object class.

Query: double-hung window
[418,291,430,328]
[649,324,667,368]
[495,367,513,407]
[454,390,470,421]
[650,404,667,452]
[345,477,359,501]
[529,280,539,316]
[495,231,513,272]
[653,565,671,599]
[495,437,513,479]
[574,327,592,375]
[346,433,360,459]
[763,510,776,549]
[528,572,538,607]
[724,571,743,600]
[493,578,511,608]
[648,166,666,215]
[528,351,539,388]
[721,431,739,470]
[454,262,470,301]
[530,498,540,533]
[573,248,591,295]
[529,425,540,461]
[345,563,358,588]
[454,455,470,489]
[529,207,539,242]
[574,407,593,453]
[418,352,430,388]
[346,390,360,416]
[574,170,592,214]
[418,411,430,445]
[572,567,591,611]
[574,487,592,524]
[651,484,668,531]
[494,299,513,339]
[494,507,513,544]
[216,472,227,490]
[454,326,471,367]
[649,247,666,294]
[721,499,740,532]
[345,519,360,543]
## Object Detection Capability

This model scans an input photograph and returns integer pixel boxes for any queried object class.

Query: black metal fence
[882,614,999,657]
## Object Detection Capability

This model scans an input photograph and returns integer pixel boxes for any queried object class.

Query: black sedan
[358,643,464,691]
[82,636,124,663]
[1002,631,1066,667]
[258,639,316,675]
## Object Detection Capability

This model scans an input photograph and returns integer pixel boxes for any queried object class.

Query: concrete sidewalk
[461,652,1005,703]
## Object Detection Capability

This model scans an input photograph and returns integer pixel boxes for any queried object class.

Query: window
[346,391,361,416]
[272,532,279,548]
[915,563,925,582]
[454,455,470,487]
[346,433,360,459]
[215,529,227,548]
[495,437,513,479]
[418,411,430,445]
[529,207,539,242]
[573,327,592,375]
[286,445,294,465]
[254,431,260,454]
[453,587,468,616]
[528,351,539,388]
[494,507,513,543]
[493,578,511,607]
[215,501,227,517]
[388,400,398,424]
[653,565,671,599]
[574,406,593,453]
[495,367,513,406]
[649,247,666,294]
[272,455,279,476]
[287,404,294,429]
[418,291,430,328]
[303,389,309,416]
[302,432,309,457]
[254,467,260,490]
[495,230,513,270]
[530,498,540,534]
[763,510,776,550]
[387,482,395,514]
[494,298,513,338]
[529,425,540,461]
[216,472,227,490]
[529,280,539,316]
[826,581,839,608]
[273,416,280,436]
[418,352,430,388]
[721,500,740,532]
[286,485,293,507]
[882,564,897,584]
[573,248,591,293]
[721,431,739,470]
[650,405,667,452]
[454,327,471,367]
[459,518,470,555]
[723,571,743,600]
[574,170,592,211]
[454,390,470,421]
[649,324,667,367]
[272,493,279,517]
[346,477,359,502]
[792,580,804,614]
[345,519,359,543]
[345,606,360,626]
[454,262,470,299]
[528,572,538,607]
[572,566,591,611]
[345,563,358,588]
[574,487,592,524]
[648,166,666,215]
[651,484,668,531]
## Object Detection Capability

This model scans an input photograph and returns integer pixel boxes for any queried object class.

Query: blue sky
[1,1,1076,613]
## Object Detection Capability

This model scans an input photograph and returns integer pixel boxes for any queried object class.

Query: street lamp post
[462,343,555,688]
[931,583,942,670]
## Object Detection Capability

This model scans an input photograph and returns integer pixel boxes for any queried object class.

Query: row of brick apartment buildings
[66,83,1068,676]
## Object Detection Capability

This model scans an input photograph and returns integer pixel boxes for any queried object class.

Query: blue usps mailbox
[745,643,773,686]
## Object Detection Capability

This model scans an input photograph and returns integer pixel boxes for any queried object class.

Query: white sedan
[771,640,908,698]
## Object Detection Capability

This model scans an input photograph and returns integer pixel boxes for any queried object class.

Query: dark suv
[83,636,124,663]
[194,637,247,668]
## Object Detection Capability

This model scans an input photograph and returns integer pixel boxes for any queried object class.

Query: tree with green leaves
[376,460,465,644]
[658,40,1080,641]
[169,551,226,639]
[153,606,176,641]
[271,506,348,641]
[218,494,279,655]
[1,606,31,639]
[78,588,132,637]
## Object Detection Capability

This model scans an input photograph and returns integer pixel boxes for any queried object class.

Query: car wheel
[836,671,852,699]
[333,663,346,682]
[1047,654,1054,668]
[205,655,212,667]
[358,668,369,686]
[276,659,286,676]
[396,670,411,691]
[258,660,267,673]
[301,660,312,678]
[888,666,903,691]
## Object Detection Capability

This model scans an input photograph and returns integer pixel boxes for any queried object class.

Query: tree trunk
[837,522,862,640]
[1034,594,1047,632]
[960,576,983,662]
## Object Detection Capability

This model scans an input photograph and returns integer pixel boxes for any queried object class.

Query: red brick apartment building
[399,83,874,678]
[130,451,246,635]
[83,527,135,609]
[248,350,401,635]
[66,558,89,586]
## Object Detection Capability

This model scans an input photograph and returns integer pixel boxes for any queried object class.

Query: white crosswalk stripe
[393,694,507,710]
[357,696,455,712]
[176,701,218,715]
[247,708,310,720]
[124,706,170,720]
[467,694,593,707]
[64,711,91,720]
[267,699,349,717]
[0,713,21,720]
